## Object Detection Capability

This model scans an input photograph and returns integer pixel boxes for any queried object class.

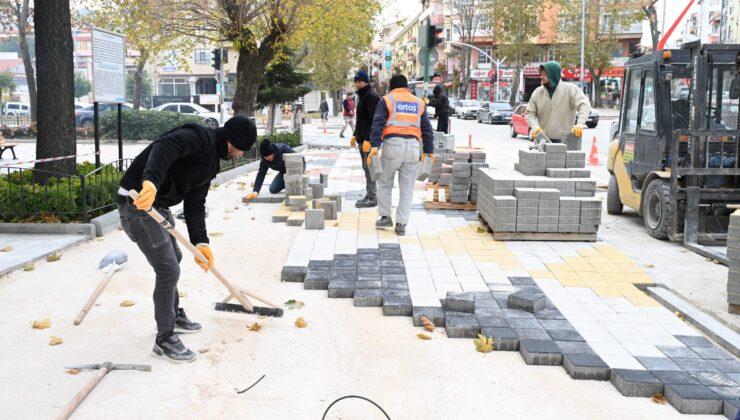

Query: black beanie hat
[389,74,408,90]
[222,116,257,151]
[260,139,276,157]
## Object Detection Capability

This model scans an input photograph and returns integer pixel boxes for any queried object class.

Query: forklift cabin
[611,42,740,264]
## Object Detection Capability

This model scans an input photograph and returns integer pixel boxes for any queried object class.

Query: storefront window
[158,78,190,97]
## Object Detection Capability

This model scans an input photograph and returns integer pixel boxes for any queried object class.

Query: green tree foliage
[257,49,310,133]
[74,73,91,99]
[0,70,15,101]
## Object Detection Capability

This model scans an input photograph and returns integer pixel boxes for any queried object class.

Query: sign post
[91,28,126,169]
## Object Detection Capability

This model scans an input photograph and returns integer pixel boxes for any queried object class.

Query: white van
[3,102,31,116]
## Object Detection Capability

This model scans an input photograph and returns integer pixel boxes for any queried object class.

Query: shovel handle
[56,367,109,420]
[74,271,116,325]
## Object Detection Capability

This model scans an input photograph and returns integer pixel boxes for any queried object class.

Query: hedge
[259,131,301,148]
[100,109,203,141]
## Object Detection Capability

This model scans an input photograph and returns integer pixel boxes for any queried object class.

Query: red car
[509,104,530,139]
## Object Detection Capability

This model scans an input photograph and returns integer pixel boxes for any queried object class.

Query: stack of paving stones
[516,147,588,177]
[430,132,456,184]
[728,210,740,312]
[450,154,472,204]
[475,166,602,235]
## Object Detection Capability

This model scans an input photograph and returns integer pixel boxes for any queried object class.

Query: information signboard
[92,28,126,103]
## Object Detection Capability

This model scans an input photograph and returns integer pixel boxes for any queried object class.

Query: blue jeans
[269,160,306,194]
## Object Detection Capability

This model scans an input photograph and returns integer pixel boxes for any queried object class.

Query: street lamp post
[580,0,586,91]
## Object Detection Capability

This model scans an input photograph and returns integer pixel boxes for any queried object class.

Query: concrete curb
[0,223,95,236]
[92,209,120,237]
[0,235,90,278]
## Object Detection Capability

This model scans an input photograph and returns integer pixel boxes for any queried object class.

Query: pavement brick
[328,279,356,298]
[382,296,413,316]
[281,266,306,282]
[304,271,330,290]
[477,316,510,328]
[672,357,719,372]
[610,369,664,397]
[519,339,563,365]
[562,353,610,380]
[690,372,739,387]
[480,327,520,351]
[725,399,740,420]
[635,357,681,371]
[445,314,481,338]
[444,292,476,313]
[555,341,594,354]
[664,383,723,415]
[507,290,546,313]
[305,209,325,229]
[413,307,446,327]
[547,329,584,342]
[353,289,383,307]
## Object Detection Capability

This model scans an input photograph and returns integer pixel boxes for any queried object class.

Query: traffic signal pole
[423,17,431,96]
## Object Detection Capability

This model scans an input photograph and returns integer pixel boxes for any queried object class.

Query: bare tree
[451,0,482,99]
[641,0,660,51]
[0,0,37,121]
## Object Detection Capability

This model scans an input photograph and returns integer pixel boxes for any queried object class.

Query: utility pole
[493,57,506,102]
[424,16,431,96]
[579,0,586,92]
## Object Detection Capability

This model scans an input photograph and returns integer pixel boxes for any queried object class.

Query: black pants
[358,143,377,200]
[118,196,183,338]
[436,114,449,133]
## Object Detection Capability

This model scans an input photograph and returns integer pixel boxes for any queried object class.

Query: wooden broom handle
[74,271,116,325]
[56,367,109,420]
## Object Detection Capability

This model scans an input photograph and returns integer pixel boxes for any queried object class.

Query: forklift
[607,41,740,265]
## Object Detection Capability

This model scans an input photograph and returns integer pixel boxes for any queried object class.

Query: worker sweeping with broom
[118,116,257,363]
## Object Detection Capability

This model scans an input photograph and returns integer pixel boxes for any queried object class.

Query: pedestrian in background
[349,70,381,208]
[339,92,355,138]
[432,84,450,133]
[368,74,434,236]
[319,98,329,123]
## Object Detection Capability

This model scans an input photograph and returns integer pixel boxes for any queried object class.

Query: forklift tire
[607,175,623,215]
[642,179,672,240]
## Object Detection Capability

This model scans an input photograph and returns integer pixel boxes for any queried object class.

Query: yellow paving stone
[498,262,523,269]
[559,278,587,287]
[528,270,554,279]
[568,263,597,272]
[585,256,611,264]
[578,249,601,257]
[577,272,605,282]
[614,282,638,291]
[614,263,645,273]
[584,280,612,289]
[552,270,579,280]
[607,255,637,264]
[591,263,621,273]
[472,255,499,262]
[547,263,571,272]
[446,249,469,256]
[562,256,587,264]
[625,294,660,307]
[622,272,654,284]
[464,242,487,251]
[442,241,465,250]
[467,248,493,256]
[593,288,623,297]
[593,244,622,255]
[601,272,629,282]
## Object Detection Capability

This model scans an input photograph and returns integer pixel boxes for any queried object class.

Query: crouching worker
[244,140,305,200]
[118,116,257,363]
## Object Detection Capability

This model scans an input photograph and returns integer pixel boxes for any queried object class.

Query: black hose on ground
[321,395,390,420]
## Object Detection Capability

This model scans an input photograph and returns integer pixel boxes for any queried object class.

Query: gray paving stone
[357,248,379,254]
[356,280,381,289]
[318,201,337,220]
[691,346,734,360]
[357,273,381,281]
[474,292,495,301]
[502,308,537,319]
[475,299,500,309]
[331,271,356,282]
[519,339,563,366]
[357,259,380,267]
[334,254,356,260]
[304,272,330,290]
[538,319,574,331]
[381,266,406,275]
[481,327,519,351]
[354,288,383,307]
[508,277,537,286]
[381,274,407,282]
[333,259,356,267]
[691,372,739,387]
[709,359,740,373]
[610,369,664,397]
[556,341,595,354]
[507,290,546,313]
[357,266,381,275]
[380,260,405,267]
[477,316,509,328]
[547,329,584,342]
[507,317,542,330]
[636,357,682,371]
[534,308,566,320]
[657,345,702,359]
[413,307,445,327]
[445,292,476,314]
[515,328,552,340]
[382,296,412,316]
[676,335,715,347]
[308,260,333,268]
[664,383,723,415]
[653,370,700,385]
[474,307,504,317]
[445,314,481,338]
[304,209,325,229]
[281,266,306,282]
[382,289,410,299]
[328,280,356,298]
[563,353,610,380]
[725,399,740,420]
[382,281,408,290]
[673,358,720,372]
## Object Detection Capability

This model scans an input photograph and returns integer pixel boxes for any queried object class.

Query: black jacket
[352,84,381,142]
[432,85,450,117]
[320,102,329,113]
[253,143,296,193]
[120,123,225,245]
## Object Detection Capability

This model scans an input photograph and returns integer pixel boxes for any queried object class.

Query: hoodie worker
[432,84,450,133]
[244,140,303,200]
[525,61,591,143]
[349,70,381,208]
[339,92,356,138]
[118,116,257,363]
[368,74,434,236]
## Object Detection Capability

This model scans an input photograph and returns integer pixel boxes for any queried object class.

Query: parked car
[449,98,462,116]
[75,102,89,110]
[478,102,514,124]
[152,102,222,129]
[509,104,530,138]
[3,102,31,116]
[586,109,600,128]
[75,103,134,128]
[455,100,481,120]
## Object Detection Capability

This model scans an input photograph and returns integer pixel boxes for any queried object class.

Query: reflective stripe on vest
[382,89,424,140]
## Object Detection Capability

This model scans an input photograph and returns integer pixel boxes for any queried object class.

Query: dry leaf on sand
[420,316,435,332]
[66,369,80,375]
[248,323,262,332]
[294,317,307,328]
[417,333,432,340]
[119,300,135,307]
[209,232,223,237]
[1,245,13,252]
[284,299,305,310]
[49,336,63,346]
[32,319,51,329]
[651,394,666,404]
[473,334,494,353]
[46,254,61,262]
[23,263,35,272]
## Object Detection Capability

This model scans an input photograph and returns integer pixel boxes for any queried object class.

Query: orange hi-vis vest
[382,89,425,140]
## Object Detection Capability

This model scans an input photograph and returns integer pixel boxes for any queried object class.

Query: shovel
[128,190,283,317]
[73,251,128,325]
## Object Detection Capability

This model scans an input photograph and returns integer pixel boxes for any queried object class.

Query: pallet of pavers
[476,144,602,241]
[425,145,489,210]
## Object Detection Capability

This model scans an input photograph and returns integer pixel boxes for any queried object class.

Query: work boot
[339,133,345,138]
[355,196,377,208]
[152,332,197,364]
[174,308,201,334]
[375,216,393,228]
[395,223,406,236]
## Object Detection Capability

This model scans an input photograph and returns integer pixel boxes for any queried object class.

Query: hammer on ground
[57,362,151,420]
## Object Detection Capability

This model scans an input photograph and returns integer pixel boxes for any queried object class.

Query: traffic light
[211,48,221,70]
[428,25,444,48]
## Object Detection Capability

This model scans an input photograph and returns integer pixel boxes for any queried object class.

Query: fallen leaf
[96,238,105,242]
[23,263,35,272]
[32,319,51,329]
[248,322,262,332]
[476,226,486,234]
[257,315,267,319]
[651,394,666,404]
[119,300,135,307]
[46,254,61,262]
[674,310,684,320]
[284,299,305,310]
[1,245,13,252]
[66,368,80,375]
[199,348,210,354]
[473,334,494,353]
[178,291,188,298]
[223,216,231,220]
[294,316,307,328]
[417,333,432,340]
[420,316,435,332]
[644,263,654,268]
[49,336,63,346]
[209,232,223,237]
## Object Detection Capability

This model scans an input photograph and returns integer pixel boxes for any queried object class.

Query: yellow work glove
[367,147,379,166]
[244,192,258,201]
[350,136,357,148]
[362,141,372,153]
[134,180,157,210]
[421,153,435,162]
[531,127,544,140]
[195,243,214,272]
[571,126,583,138]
